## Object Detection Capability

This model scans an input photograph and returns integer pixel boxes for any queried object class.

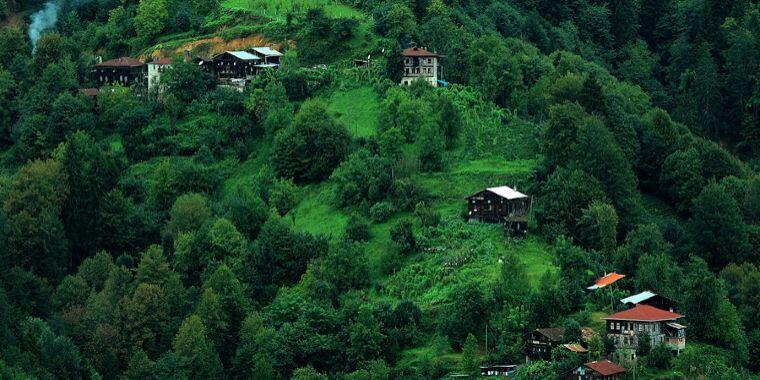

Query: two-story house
[400,47,443,87]
[604,304,686,362]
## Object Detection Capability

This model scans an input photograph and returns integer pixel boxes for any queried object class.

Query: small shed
[466,186,531,235]
[248,46,283,65]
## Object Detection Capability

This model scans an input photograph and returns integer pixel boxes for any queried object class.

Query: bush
[647,342,672,369]
[390,219,416,254]
[370,202,395,222]
[344,215,371,242]
[414,201,441,227]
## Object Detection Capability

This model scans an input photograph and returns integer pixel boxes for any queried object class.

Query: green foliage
[390,218,416,254]
[272,100,351,183]
[690,182,750,267]
[172,315,223,379]
[460,333,479,376]
[135,0,170,38]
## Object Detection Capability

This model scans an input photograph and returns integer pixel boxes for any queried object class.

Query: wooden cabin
[525,327,598,362]
[202,51,261,80]
[94,57,146,88]
[567,360,627,380]
[466,186,531,235]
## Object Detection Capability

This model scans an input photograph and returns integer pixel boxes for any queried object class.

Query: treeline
[357,0,760,160]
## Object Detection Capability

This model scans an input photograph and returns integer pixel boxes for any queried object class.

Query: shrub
[370,202,395,222]
[390,219,416,254]
[344,215,371,242]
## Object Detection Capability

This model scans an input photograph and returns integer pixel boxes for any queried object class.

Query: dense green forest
[0,0,758,379]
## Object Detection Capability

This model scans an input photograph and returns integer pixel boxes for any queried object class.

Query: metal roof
[250,47,283,57]
[620,291,657,304]
[666,322,686,329]
[225,51,261,61]
[587,272,626,290]
[486,186,528,200]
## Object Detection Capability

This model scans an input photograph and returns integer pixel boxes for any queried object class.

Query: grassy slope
[327,86,380,138]
[222,0,363,20]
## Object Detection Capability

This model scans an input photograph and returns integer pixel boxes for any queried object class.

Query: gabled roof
[585,360,627,376]
[604,304,683,322]
[620,290,656,304]
[402,47,439,57]
[487,186,528,200]
[587,272,625,290]
[96,57,144,67]
[249,47,283,57]
[563,343,588,353]
[150,57,173,65]
[535,327,564,342]
[216,51,261,61]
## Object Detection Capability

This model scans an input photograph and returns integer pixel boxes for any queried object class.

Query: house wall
[147,63,170,94]
[401,56,440,86]
[95,66,146,87]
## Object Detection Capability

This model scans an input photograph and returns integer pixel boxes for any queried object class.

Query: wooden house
[620,291,676,312]
[401,47,443,87]
[202,51,261,81]
[566,360,627,380]
[524,327,597,361]
[94,57,146,88]
[604,304,686,362]
[466,186,531,234]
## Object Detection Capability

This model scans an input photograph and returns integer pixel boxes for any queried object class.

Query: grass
[222,0,364,20]
[327,86,380,138]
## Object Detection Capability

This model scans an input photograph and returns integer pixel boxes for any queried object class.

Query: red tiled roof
[402,47,439,57]
[603,304,683,322]
[96,57,144,68]
[586,360,627,376]
[588,272,625,289]
[150,57,173,65]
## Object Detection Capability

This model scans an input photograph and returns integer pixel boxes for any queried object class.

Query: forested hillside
[0,0,758,379]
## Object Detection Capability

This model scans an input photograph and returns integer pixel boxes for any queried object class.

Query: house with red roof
[94,57,147,88]
[401,47,444,87]
[604,304,686,362]
[567,360,627,380]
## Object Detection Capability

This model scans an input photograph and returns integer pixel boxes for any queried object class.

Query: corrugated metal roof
[226,51,261,61]
[587,272,626,290]
[486,186,528,200]
[666,322,686,329]
[620,291,656,304]
[250,47,283,57]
